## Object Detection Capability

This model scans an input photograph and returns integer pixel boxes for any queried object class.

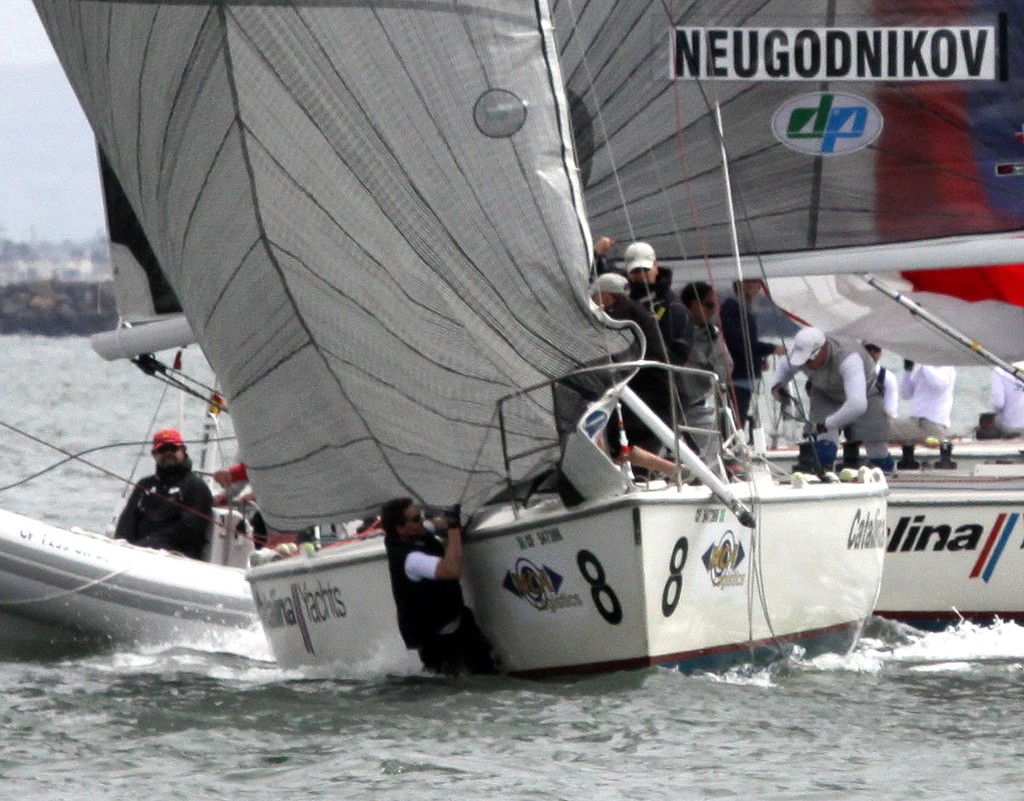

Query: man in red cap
[114,428,213,559]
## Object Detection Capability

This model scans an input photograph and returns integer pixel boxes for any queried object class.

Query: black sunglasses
[152,445,180,455]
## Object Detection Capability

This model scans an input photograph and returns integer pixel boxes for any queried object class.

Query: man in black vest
[381,497,496,675]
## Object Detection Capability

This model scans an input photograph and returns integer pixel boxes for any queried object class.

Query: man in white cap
[624,241,693,368]
[590,272,672,453]
[770,327,891,471]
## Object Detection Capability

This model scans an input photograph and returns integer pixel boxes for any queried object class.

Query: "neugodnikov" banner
[674,26,998,81]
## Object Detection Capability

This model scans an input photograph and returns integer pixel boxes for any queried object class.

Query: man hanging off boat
[114,428,213,559]
[381,498,497,675]
[770,327,893,472]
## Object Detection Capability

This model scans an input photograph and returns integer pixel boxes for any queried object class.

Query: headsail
[92,145,196,360]
[553,1,1024,361]
[36,1,634,527]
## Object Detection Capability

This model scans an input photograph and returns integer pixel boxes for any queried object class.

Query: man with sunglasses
[114,428,213,559]
[770,327,891,472]
[624,241,693,368]
[381,497,496,675]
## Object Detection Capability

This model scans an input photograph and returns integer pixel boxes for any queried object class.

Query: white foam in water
[885,618,1024,666]
[807,648,885,674]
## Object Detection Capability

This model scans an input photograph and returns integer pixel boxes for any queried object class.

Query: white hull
[465,475,885,676]
[0,508,258,647]
[770,442,1024,628]
[248,473,886,676]
[876,480,1024,629]
[245,536,419,672]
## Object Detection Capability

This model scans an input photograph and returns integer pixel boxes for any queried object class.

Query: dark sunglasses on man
[152,444,181,455]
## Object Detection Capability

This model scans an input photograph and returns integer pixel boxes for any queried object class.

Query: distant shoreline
[0,279,117,336]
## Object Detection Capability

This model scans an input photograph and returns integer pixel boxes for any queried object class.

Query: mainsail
[34,1,634,527]
[553,0,1024,362]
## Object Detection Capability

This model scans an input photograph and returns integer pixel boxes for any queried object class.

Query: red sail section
[901,265,1024,305]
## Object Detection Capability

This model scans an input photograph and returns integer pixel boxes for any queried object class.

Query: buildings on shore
[0,234,111,285]
[0,235,117,335]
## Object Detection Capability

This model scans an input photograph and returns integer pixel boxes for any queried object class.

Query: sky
[0,1,105,242]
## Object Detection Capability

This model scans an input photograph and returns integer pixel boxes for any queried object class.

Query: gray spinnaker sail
[35,1,634,528]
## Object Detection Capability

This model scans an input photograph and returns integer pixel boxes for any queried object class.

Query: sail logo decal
[290,583,315,655]
[502,558,582,613]
[773,92,882,155]
[673,26,997,82]
[701,530,746,588]
[583,409,609,439]
[848,507,886,550]
[970,512,1019,583]
[887,512,1022,582]
[251,580,349,654]
[995,163,1024,178]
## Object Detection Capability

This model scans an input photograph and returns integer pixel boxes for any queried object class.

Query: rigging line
[707,101,770,432]
[0,565,133,607]
[0,438,166,492]
[132,354,227,411]
[0,418,245,539]
[562,0,636,243]
[0,416,236,494]
[454,406,506,513]
[121,372,175,504]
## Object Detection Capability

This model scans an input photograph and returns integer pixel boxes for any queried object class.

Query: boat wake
[809,616,1024,675]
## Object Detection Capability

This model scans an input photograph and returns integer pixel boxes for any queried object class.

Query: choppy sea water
[0,336,1021,800]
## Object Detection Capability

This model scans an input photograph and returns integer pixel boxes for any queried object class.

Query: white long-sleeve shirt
[877,366,898,417]
[899,365,956,427]
[771,350,867,431]
[991,362,1024,429]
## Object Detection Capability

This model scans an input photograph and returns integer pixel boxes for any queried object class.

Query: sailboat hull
[245,476,886,677]
[245,536,420,673]
[770,444,1024,629]
[465,477,885,677]
[875,481,1024,629]
[0,508,258,648]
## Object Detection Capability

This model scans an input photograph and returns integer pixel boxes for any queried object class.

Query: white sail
[34,1,635,528]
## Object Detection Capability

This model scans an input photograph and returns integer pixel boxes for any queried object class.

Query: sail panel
[555,0,1024,272]
[36,0,631,526]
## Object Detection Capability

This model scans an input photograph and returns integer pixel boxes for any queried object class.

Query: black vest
[384,531,465,648]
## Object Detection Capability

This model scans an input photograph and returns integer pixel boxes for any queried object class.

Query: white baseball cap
[624,241,656,271]
[591,272,628,296]
[787,327,826,367]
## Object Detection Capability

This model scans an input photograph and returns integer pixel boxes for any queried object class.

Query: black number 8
[661,537,688,617]
[576,549,622,625]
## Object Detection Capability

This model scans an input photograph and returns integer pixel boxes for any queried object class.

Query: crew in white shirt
[887,360,956,443]
[864,344,898,419]
[991,361,1024,434]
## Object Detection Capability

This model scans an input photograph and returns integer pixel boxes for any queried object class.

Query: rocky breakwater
[0,280,118,336]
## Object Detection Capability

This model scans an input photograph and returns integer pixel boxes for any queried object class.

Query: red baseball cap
[152,428,185,449]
